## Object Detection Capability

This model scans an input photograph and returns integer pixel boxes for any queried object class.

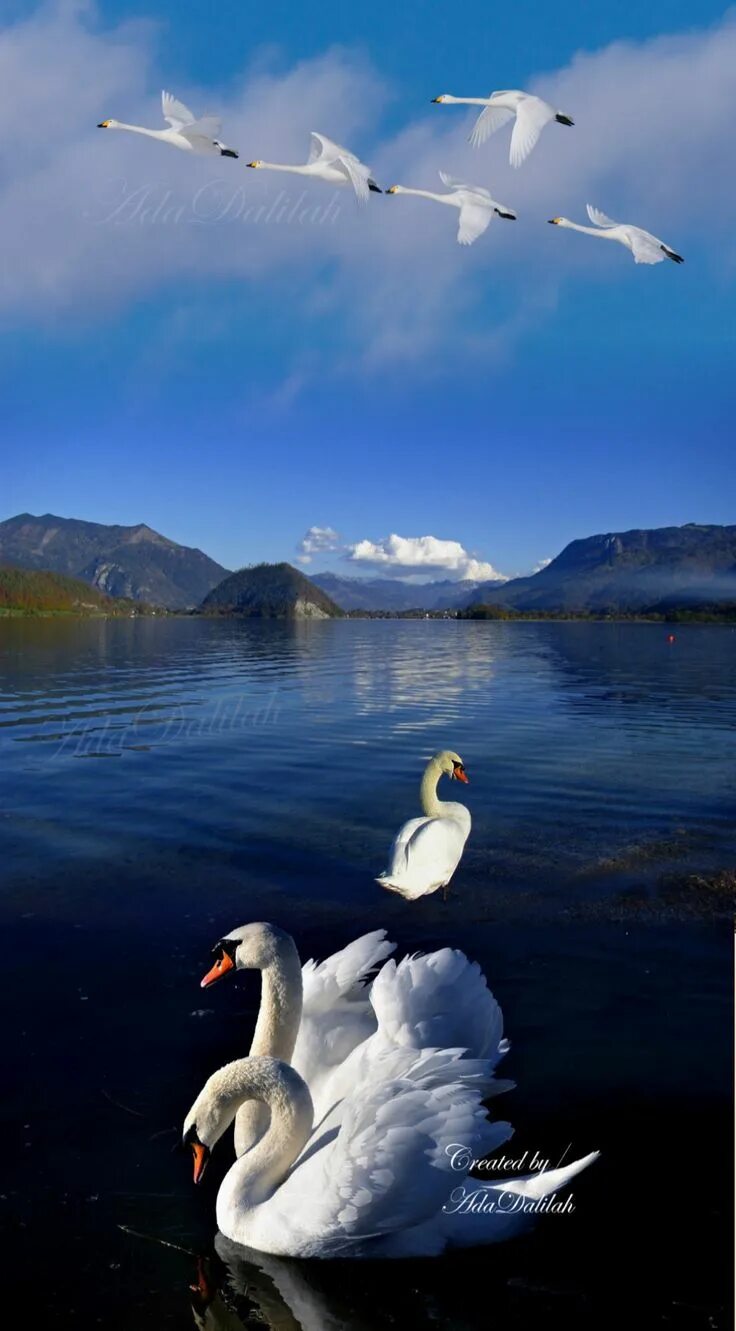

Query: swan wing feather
[509,94,554,167]
[161,90,196,129]
[317,1052,513,1240]
[369,949,509,1067]
[457,201,493,245]
[586,204,619,228]
[469,102,514,148]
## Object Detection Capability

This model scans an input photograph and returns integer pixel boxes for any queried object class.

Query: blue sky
[2,1,734,580]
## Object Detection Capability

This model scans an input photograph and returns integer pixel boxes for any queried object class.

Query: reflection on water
[1,619,732,1329]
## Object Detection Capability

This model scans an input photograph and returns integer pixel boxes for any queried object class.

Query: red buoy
[667,634,676,643]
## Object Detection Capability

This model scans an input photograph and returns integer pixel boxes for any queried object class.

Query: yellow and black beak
[548,217,561,225]
[97,120,111,128]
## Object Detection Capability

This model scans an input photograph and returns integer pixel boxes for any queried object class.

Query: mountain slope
[0,513,228,609]
[201,563,343,618]
[0,565,146,615]
[467,524,736,612]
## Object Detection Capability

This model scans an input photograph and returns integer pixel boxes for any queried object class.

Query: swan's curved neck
[217,1060,313,1223]
[250,940,303,1064]
[420,757,450,817]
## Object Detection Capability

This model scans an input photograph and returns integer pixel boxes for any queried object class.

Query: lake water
[2,618,733,1328]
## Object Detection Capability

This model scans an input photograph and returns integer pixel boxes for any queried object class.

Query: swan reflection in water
[190,1236,387,1331]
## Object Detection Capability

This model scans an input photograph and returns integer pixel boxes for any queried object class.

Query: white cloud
[1,4,735,374]
[532,557,552,573]
[347,533,507,582]
[296,525,340,564]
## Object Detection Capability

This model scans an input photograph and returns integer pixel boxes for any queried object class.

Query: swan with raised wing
[432,89,573,168]
[548,205,684,265]
[201,926,511,1150]
[387,173,516,246]
[183,1051,598,1257]
[246,134,382,201]
[200,924,395,1156]
[377,750,471,899]
[97,90,238,157]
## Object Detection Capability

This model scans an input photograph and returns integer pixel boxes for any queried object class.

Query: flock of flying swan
[183,920,598,1256]
[98,85,684,264]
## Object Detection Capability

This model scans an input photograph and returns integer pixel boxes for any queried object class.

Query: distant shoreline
[2,608,734,625]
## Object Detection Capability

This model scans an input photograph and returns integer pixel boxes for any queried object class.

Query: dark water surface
[1,618,733,1328]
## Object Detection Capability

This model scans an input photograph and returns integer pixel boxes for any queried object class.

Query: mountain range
[0,513,228,609]
[467,524,736,612]
[311,572,483,612]
[1,514,734,614]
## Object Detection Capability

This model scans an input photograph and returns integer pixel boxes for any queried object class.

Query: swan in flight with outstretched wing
[548,205,684,265]
[432,89,573,168]
[246,133,382,201]
[97,90,238,157]
[387,172,516,246]
[377,750,471,898]
[183,1051,599,1257]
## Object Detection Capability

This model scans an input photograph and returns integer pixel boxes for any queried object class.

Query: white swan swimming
[549,205,684,265]
[183,1051,598,1257]
[97,90,238,157]
[200,924,395,1155]
[246,134,382,201]
[201,926,511,1150]
[377,750,471,899]
[387,173,516,246]
[431,89,574,168]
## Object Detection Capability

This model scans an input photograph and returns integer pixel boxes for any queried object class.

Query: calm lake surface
[2,618,733,1328]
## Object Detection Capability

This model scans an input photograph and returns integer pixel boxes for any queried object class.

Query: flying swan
[97,90,238,157]
[247,133,382,201]
[183,1051,599,1257]
[200,925,512,1152]
[432,90,574,168]
[548,205,684,265]
[387,173,516,246]
[377,750,471,898]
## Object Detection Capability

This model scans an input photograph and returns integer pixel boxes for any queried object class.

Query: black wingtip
[368,181,383,193]
[556,114,574,126]
[220,148,239,159]
[662,246,684,263]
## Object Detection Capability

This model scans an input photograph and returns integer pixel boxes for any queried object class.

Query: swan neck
[400,187,450,204]
[218,1061,314,1220]
[115,123,161,138]
[420,757,445,817]
[258,161,310,176]
[250,940,303,1063]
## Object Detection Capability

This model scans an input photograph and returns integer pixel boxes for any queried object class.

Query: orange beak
[200,950,235,988]
[454,768,469,784]
[191,1142,209,1185]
